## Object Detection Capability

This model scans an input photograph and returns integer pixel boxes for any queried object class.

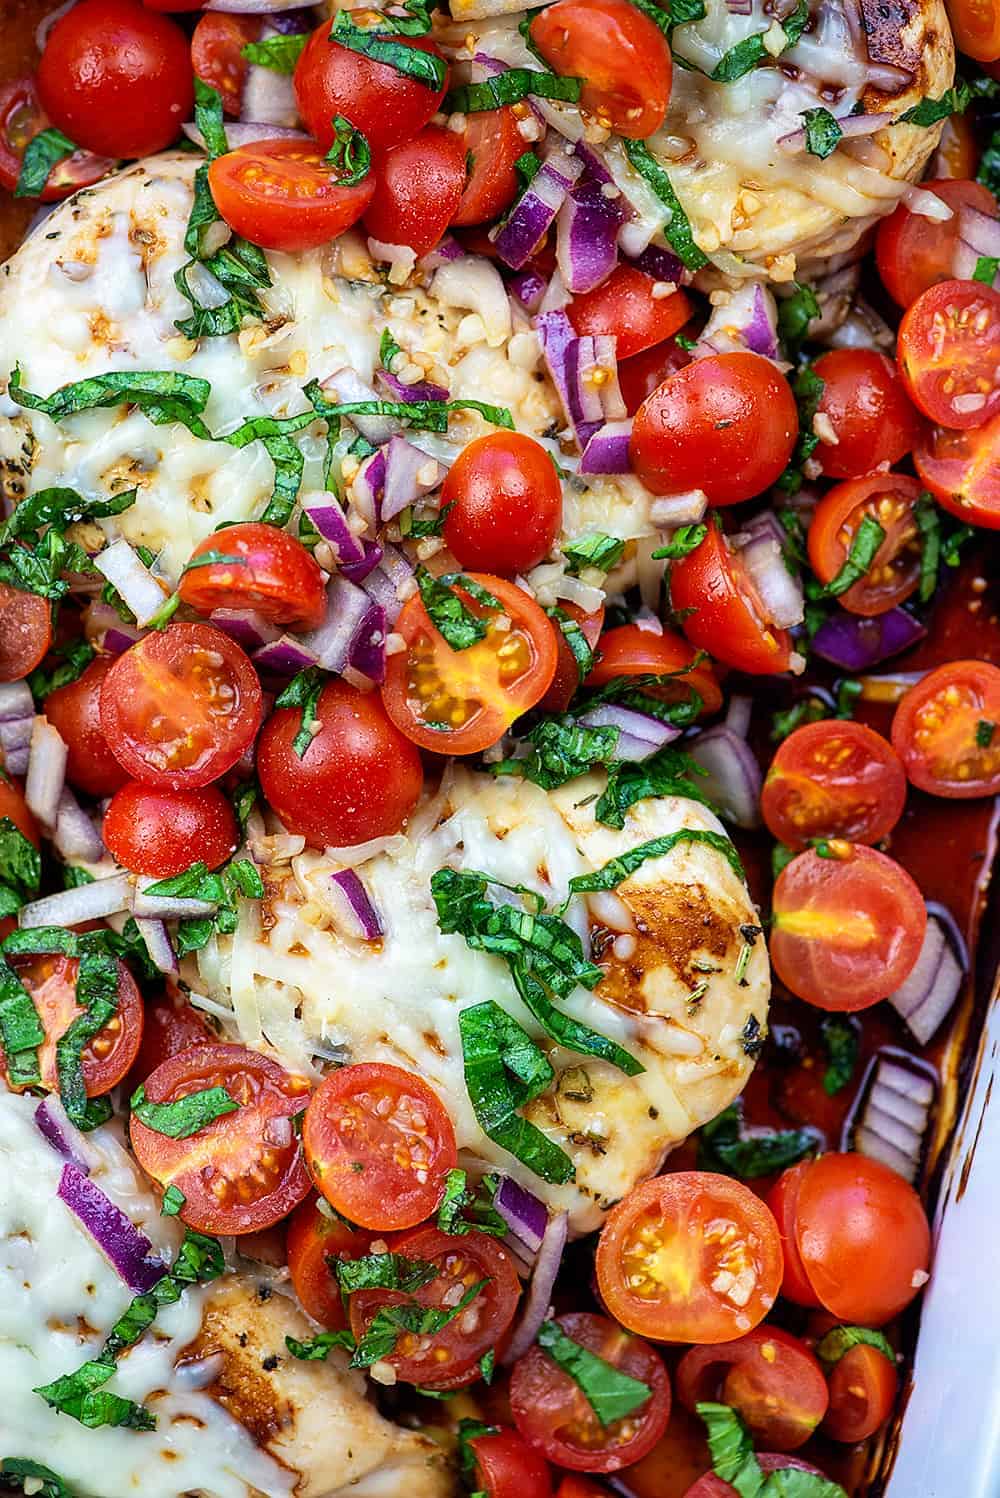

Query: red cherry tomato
[0,583,53,683]
[381,573,558,755]
[812,350,922,480]
[530,0,672,139]
[807,472,925,617]
[676,1327,828,1451]
[683,1453,830,1498]
[468,1429,553,1498]
[595,1173,784,1345]
[294,20,448,154]
[286,1194,375,1329]
[349,1225,521,1386]
[914,414,1000,528]
[0,77,111,199]
[555,1481,605,1498]
[898,279,1000,429]
[452,108,526,227]
[630,354,797,505]
[770,845,926,1011]
[891,660,1000,797]
[143,0,203,9]
[191,14,261,115]
[510,1312,671,1472]
[944,0,1000,62]
[37,0,194,159]
[7,954,143,1097]
[130,1042,312,1233]
[103,781,238,877]
[441,433,564,576]
[178,523,328,631]
[761,721,907,851]
[765,1160,821,1307]
[127,990,213,1093]
[792,1153,931,1325]
[209,138,376,253]
[363,125,467,256]
[669,521,792,675]
[100,623,262,790]
[617,335,693,414]
[44,657,129,798]
[823,1342,899,1442]
[875,179,997,307]
[0,777,39,848]
[303,1062,456,1231]
[540,601,605,713]
[257,678,423,847]
[567,267,693,361]
[585,622,722,716]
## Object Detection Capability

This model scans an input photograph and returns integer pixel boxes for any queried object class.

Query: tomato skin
[191,14,260,115]
[914,415,1000,528]
[568,268,693,361]
[761,721,907,851]
[676,1327,829,1451]
[595,1173,784,1345]
[875,179,997,307]
[37,0,194,159]
[766,1162,821,1308]
[441,434,564,576]
[452,108,525,227]
[179,523,328,631]
[530,0,672,139]
[812,350,922,480]
[898,279,1000,429]
[209,139,376,253]
[469,1430,554,1498]
[555,1480,605,1498]
[286,1194,374,1329]
[510,1313,671,1472]
[823,1342,898,1442]
[103,781,238,877]
[44,657,129,798]
[585,623,722,715]
[891,660,1000,797]
[126,990,213,1094]
[630,354,797,506]
[540,602,605,714]
[618,336,693,414]
[0,584,53,683]
[683,1453,829,1498]
[130,1042,313,1233]
[0,777,39,849]
[793,1153,931,1326]
[303,1063,456,1231]
[945,0,1000,61]
[9,955,144,1097]
[807,473,924,617]
[258,679,423,847]
[294,21,448,154]
[0,77,111,199]
[669,522,791,676]
[363,126,467,256]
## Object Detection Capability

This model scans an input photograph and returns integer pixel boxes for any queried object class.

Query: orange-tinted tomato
[179,523,328,631]
[914,414,1000,528]
[617,335,693,414]
[669,521,791,676]
[812,350,923,480]
[898,279,1000,429]
[807,472,925,617]
[765,1161,821,1308]
[191,13,260,115]
[286,1194,374,1329]
[595,1173,784,1345]
[0,777,39,849]
[761,721,908,850]
[441,433,564,576]
[126,990,213,1094]
[540,601,605,714]
[45,657,129,798]
[585,622,722,716]
[945,0,1000,60]
[891,660,1000,797]
[823,1342,899,1442]
[875,179,997,307]
[0,583,53,683]
[932,113,979,179]
[209,138,376,253]
[530,0,672,138]
[8,954,144,1098]
[770,845,926,1011]
[683,1453,831,1498]
[294,20,448,154]
[567,267,693,361]
[103,781,238,877]
[0,77,110,199]
[452,108,525,227]
[471,1430,554,1498]
[363,125,467,255]
[676,1327,829,1451]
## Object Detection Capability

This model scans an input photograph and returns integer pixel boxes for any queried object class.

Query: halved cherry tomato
[0,776,39,849]
[945,0,1000,60]
[381,573,557,754]
[363,125,467,256]
[258,678,423,846]
[179,523,327,631]
[618,335,693,414]
[585,622,721,716]
[349,1224,520,1386]
[8,954,143,1097]
[765,1160,821,1307]
[294,20,449,154]
[807,472,924,617]
[191,14,261,115]
[595,1173,784,1345]
[933,113,979,179]
[567,267,693,361]
[286,1193,374,1329]
[303,1062,456,1230]
[669,521,791,676]
[790,1153,931,1326]
[127,990,213,1093]
[683,1453,830,1498]
[45,657,129,798]
[630,353,797,506]
[469,1429,554,1498]
[540,601,605,714]
[898,279,1000,429]
[37,0,194,159]
[761,721,907,851]
[100,623,262,790]
[130,1042,312,1233]
[452,108,525,227]
[441,433,564,576]
[209,138,376,253]
[676,1327,828,1451]
[770,845,926,1011]
[875,179,998,308]
[555,1480,605,1498]
[891,660,1000,797]
[0,77,111,199]
[812,350,922,480]
[530,0,672,139]
[103,781,238,877]
[511,1312,671,1472]
[143,0,204,9]
[823,1341,899,1442]
[0,584,53,683]
[914,414,1000,528]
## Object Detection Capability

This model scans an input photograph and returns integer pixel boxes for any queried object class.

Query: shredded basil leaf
[334,1253,439,1295]
[537,1319,651,1426]
[0,955,45,1089]
[900,75,999,126]
[326,114,372,186]
[9,367,213,436]
[131,1083,239,1138]
[436,1169,508,1237]
[161,1185,186,1217]
[974,254,999,285]
[621,140,707,270]
[596,744,714,827]
[305,378,514,435]
[285,1327,357,1361]
[0,1458,77,1498]
[547,605,595,682]
[275,666,326,758]
[0,817,41,914]
[820,1014,859,1095]
[14,127,77,199]
[777,284,821,362]
[447,68,582,112]
[802,106,843,158]
[330,11,447,90]
[351,1277,489,1368]
[193,76,229,160]
[977,718,997,748]
[55,953,118,1126]
[241,32,308,72]
[568,828,744,897]
[815,1324,896,1367]
[822,513,885,597]
[698,1101,819,1179]
[711,0,808,81]
[27,638,95,701]
[493,717,621,792]
[416,569,503,651]
[652,522,707,560]
[563,532,625,575]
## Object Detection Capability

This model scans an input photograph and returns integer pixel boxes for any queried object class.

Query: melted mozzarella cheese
[190,769,769,1234]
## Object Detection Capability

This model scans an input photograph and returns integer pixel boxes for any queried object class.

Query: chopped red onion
[625,244,686,285]
[252,635,320,677]
[778,111,893,154]
[26,717,67,829]
[132,879,218,920]
[537,311,610,448]
[35,1097,92,1172]
[351,448,387,531]
[556,175,623,295]
[735,532,804,630]
[726,0,752,12]
[508,267,549,314]
[868,60,916,91]
[380,436,443,523]
[419,235,465,270]
[956,203,1000,283]
[901,184,953,222]
[58,1163,167,1293]
[182,119,308,151]
[0,682,33,722]
[341,540,385,585]
[502,1210,569,1364]
[579,419,633,475]
[209,607,282,652]
[0,716,33,771]
[53,787,105,863]
[725,694,753,739]
[300,494,366,570]
[688,725,763,829]
[494,150,584,271]
[649,490,708,528]
[94,539,169,629]
[697,283,781,363]
[206,0,314,11]
[578,704,680,760]
[358,544,414,629]
[265,8,315,31]
[495,1174,550,1254]
[811,607,926,671]
[302,575,374,672]
[847,1050,936,1184]
[134,918,179,977]
[327,869,383,938]
[377,368,449,405]
[348,602,388,684]
[321,369,399,444]
[889,910,966,1045]
[19,874,131,928]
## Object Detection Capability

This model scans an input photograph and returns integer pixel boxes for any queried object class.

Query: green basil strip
[822,513,885,597]
[9,367,213,439]
[446,69,582,113]
[193,77,230,160]
[304,378,514,434]
[0,1458,77,1498]
[1,486,137,543]
[697,1102,818,1179]
[563,532,625,575]
[435,1168,508,1237]
[331,12,447,90]
[14,127,78,199]
[537,1319,651,1426]
[55,952,119,1126]
[326,114,372,186]
[595,745,714,829]
[0,817,41,903]
[416,569,502,651]
[350,1276,490,1368]
[285,1327,357,1361]
[710,0,808,82]
[513,967,643,1076]
[820,1014,859,1095]
[27,639,95,702]
[241,33,309,72]
[334,1253,439,1295]
[815,1325,896,1367]
[569,828,745,897]
[130,1084,239,1138]
[143,861,228,903]
[161,1184,186,1217]
[621,140,707,270]
[802,106,843,158]
[493,717,620,791]
[274,666,326,759]
[652,522,707,560]
[0,955,45,1088]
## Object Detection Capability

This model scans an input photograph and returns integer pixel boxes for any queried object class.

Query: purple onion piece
[340,540,385,584]
[26,718,67,830]
[103,625,147,656]
[625,244,685,285]
[35,1097,92,1172]
[252,635,320,677]
[328,869,383,940]
[494,152,584,271]
[348,601,388,684]
[495,1174,550,1254]
[300,495,366,569]
[209,608,282,652]
[377,368,449,405]
[0,682,33,722]
[688,725,763,830]
[352,447,387,530]
[302,576,372,673]
[58,1163,167,1293]
[502,1210,568,1365]
[556,175,623,295]
[508,267,549,314]
[264,6,315,31]
[743,284,781,361]
[134,918,179,977]
[19,874,131,930]
[810,607,927,671]
[53,786,105,864]
[380,435,442,523]
[579,419,633,475]
[577,704,679,761]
